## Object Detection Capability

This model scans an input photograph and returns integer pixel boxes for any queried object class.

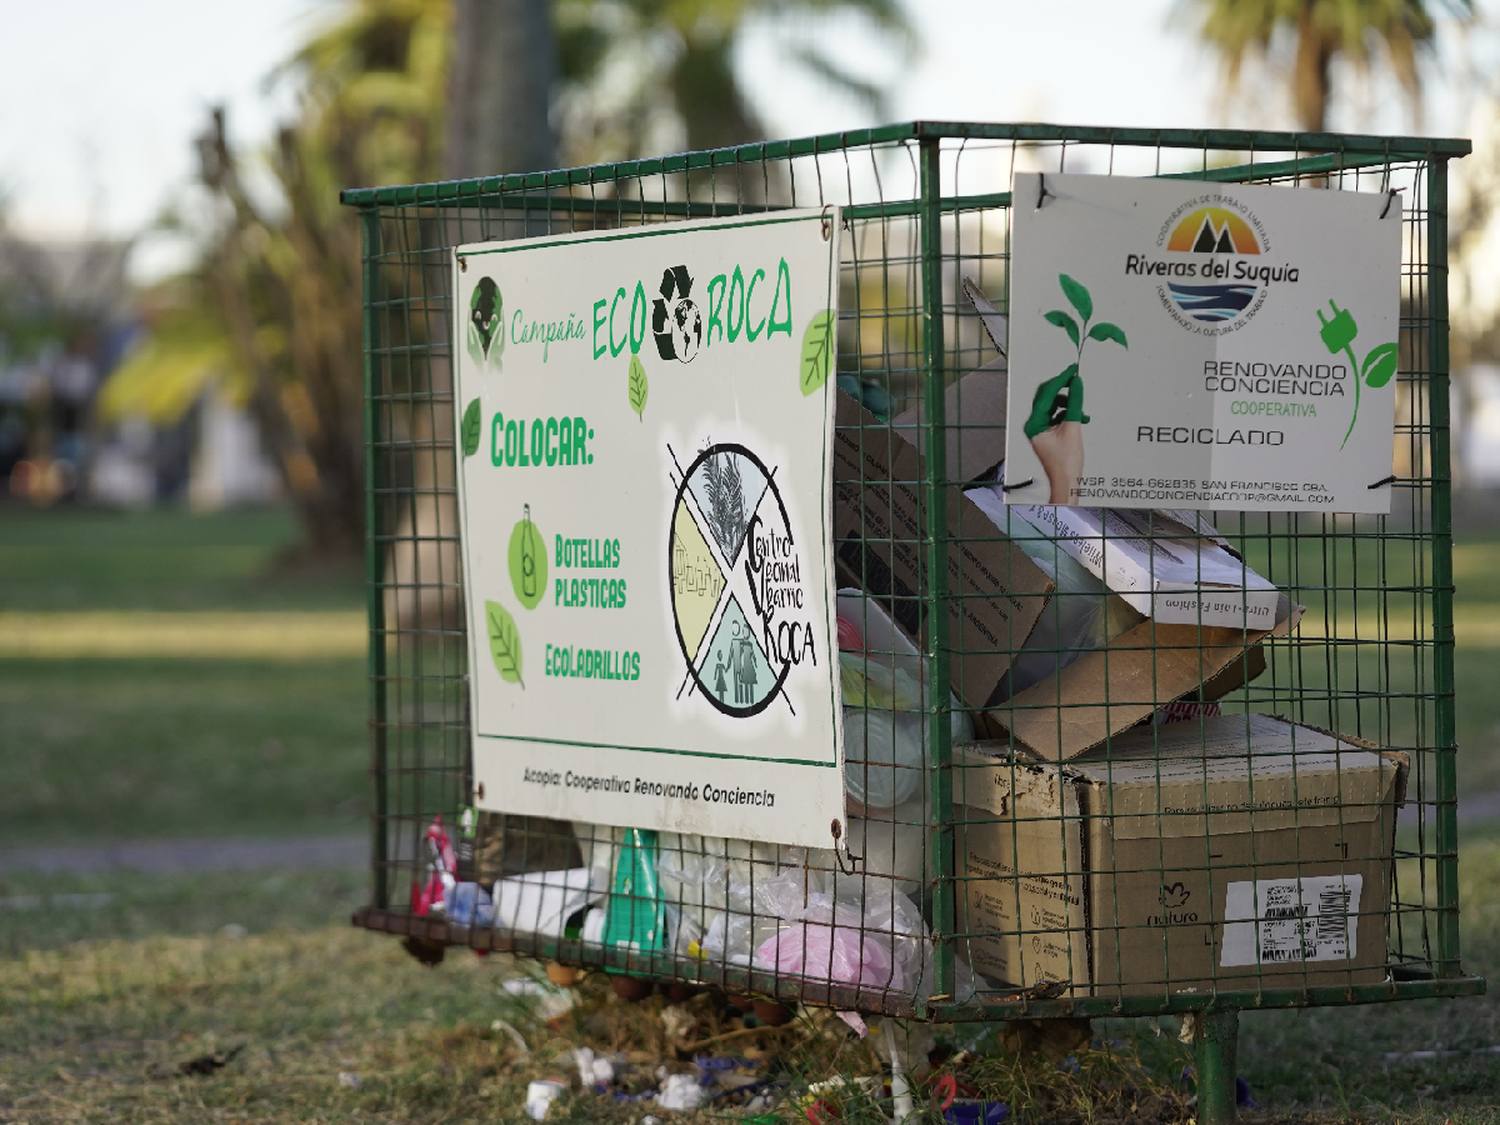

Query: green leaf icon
[485,599,524,688]
[460,397,482,458]
[1044,309,1080,347]
[507,505,547,610]
[1059,274,1093,322]
[628,353,649,421]
[799,309,835,396]
[1362,341,1399,389]
[1087,322,1128,348]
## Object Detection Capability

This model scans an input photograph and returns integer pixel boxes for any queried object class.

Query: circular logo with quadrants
[667,443,793,717]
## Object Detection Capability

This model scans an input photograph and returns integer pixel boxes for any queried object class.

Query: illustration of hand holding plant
[1028,274,1127,503]
[1316,299,1398,449]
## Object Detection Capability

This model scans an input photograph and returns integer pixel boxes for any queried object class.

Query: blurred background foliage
[1190,0,1473,132]
[56,0,1500,557]
[105,0,915,558]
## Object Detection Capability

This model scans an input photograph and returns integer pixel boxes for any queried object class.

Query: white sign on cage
[1003,172,1402,514]
[450,211,846,849]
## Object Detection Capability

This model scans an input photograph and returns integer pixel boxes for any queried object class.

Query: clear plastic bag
[838,593,974,810]
[965,494,1138,701]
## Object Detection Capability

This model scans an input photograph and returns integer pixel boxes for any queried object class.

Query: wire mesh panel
[347,124,1479,1036]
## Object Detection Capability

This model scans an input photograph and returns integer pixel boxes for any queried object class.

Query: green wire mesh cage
[345,123,1480,1112]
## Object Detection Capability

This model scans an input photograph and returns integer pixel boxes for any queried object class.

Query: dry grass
[0,923,1210,1125]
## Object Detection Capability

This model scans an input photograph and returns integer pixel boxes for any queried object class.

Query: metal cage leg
[1193,1007,1240,1125]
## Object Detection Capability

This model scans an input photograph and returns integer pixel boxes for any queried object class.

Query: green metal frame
[350,122,1482,1123]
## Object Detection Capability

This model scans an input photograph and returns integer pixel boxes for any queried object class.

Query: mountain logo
[1161,203,1270,328]
[652,265,703,363]
[467,276,505,369]
[1167,207,1261,256]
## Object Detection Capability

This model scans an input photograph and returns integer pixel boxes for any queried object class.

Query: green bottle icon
[508,505,547,610]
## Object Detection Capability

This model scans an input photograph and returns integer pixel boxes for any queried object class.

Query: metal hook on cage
[1368,474,1398,490]
[1001,477,1035,492]
[1036,174,1053,211]
[830,818,863,875]
[820,204,834,242]
[1380,189,1401,220]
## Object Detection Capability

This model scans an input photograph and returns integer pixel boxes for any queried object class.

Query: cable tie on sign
[820,205,834,241]
[1380,189,1400,220]
[458,254,468,272]
[1036,174,1052,211]
[1368,474,1398,490]
[1001,477,1034,492]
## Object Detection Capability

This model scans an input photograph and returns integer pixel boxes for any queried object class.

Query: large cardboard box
[958,714,1407,997]
[833,388,1296,759]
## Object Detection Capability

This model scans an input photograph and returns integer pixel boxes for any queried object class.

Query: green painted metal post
[918,136,956,999]
[1428,156,1461,977]
[361,207,390,910]
[1193,1008,1240,1125]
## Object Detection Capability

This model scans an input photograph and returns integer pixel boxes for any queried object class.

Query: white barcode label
[1220,875,1362,967]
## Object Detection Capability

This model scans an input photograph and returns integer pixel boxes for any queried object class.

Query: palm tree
[553,0,914,168]
[1189,0,1471,133]
[114,0,909,559]
[189,0,450,557]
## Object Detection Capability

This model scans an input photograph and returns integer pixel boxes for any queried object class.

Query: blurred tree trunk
[1291,3,1334,132]
[393,0,560,629]
[445,0,558,178]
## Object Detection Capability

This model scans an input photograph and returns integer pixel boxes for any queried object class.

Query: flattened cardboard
[958,715,1406,996]
[892,363,1009,484]
[1005,504,1281,630]
[891,278,1009,484]
[980,606,1302,761]
[833,390,1053,708]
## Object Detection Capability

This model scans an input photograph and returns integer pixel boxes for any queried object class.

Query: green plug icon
[1313,297,1401,451]
[1317,299,1364,450]
[1318,300,1359,357]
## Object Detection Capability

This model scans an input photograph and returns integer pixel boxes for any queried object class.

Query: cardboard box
[958,714,1407,997]
[982,603,1300,761]
[833,389,1054,705]
[891,362,1009,485]
[833,387,1295,759]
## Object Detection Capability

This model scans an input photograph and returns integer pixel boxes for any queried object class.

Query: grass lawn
[0,657,368,846]
[0,505,363,612]
[3,848,1500,1123]
[3,504,1500,1120]
[0,505,369,848]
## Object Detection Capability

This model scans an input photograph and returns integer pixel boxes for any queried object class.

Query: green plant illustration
[627,353,649,421]
[799,309,835,396]
[460,397,482,457]
[1317,299,1399,449]
[507,504,547,610]
[485,599,524,688]
[1025,274,1128,439]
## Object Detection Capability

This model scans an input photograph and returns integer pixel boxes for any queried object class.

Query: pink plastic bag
[754,916,900,990]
